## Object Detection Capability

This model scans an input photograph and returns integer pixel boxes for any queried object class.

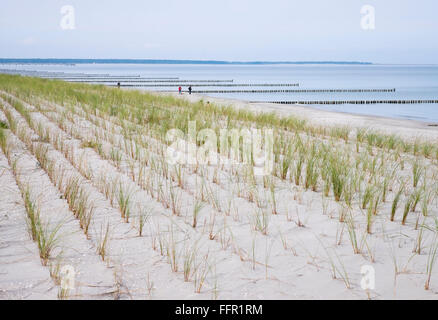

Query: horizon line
[0,58,373,65]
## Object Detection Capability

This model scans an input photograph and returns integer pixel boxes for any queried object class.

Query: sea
[1,61,438,123]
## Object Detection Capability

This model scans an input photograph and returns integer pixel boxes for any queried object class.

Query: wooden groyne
[42,75,141,78]
[69,79,234,83]
[250,99,438,105]
[191,88,395,94]
[111,83,300,87]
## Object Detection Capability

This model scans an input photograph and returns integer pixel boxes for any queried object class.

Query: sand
[1,89,437,300]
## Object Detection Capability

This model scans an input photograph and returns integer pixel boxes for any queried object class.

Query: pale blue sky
[1,0,437,63]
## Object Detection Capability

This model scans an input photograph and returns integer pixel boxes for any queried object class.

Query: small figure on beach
[188,86,192,94]
[117,82,120,88]
[178,86,182,94]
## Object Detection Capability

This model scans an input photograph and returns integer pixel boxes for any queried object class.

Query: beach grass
[1,73,438,299]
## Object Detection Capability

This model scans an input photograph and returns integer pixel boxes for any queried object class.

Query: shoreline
[151,91,438,141]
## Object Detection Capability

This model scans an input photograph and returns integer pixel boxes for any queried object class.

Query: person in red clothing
[178,86,182,94]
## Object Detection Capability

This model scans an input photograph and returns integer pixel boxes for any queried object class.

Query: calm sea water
[2,63,438,123]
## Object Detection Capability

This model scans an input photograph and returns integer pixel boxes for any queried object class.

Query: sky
[1,0,437,64]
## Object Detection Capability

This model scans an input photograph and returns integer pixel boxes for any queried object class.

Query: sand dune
[1,77,437,299]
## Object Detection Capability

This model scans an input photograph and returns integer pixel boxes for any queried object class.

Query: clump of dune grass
[192,200,204,228]
[355,128,367,152]
[183,242,198,282]
[0,120,8,129]
[267,177,278,215]
[0,126,13,160]
[3,109,17,136]
[345,211,361,254]
[117,183,133,222]
[410,188,422,213]
[194,253,210,293]
[329,156,348,202]
[78,152,93,180]
[36,218,63,266]
[136,204,150,237]
[321,245,351,289]
[58,285,70,300]
[391,183,405,221]
[97,222,111,261]
[421,188,434,217]
[146,272,154,297]
[412,160,423,188]
[110,147,122,168]
[277,143,292,180]
[413,220,426,254]
[98,173,117,206]
[168,183,182,216]
[22,185,40,241]
[292,152,305,187]
[304,143,320,192]
[425,233,438,290]
[166,224,179,273]
[172,163,186,189]
[366,200,374,234]
[402,195,414,225]
[251,207,269,235]
[49,257,63,286]
[361,185,375,210]
[208,210,217,240]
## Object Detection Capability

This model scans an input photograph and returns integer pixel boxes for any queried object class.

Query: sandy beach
[1,76,438,300]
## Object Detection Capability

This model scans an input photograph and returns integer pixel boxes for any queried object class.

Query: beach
[0,76,438,300]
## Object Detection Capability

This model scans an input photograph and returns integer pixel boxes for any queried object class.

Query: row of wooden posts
[112,83,300,87]
[189,88,395,93]
[46,77,178,80]
[70,79,235,83]
[253,99,438,105]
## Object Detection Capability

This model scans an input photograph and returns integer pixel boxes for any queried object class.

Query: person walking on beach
[178,86,182,94]
[188,86,192,95]
[117,82,120,88]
